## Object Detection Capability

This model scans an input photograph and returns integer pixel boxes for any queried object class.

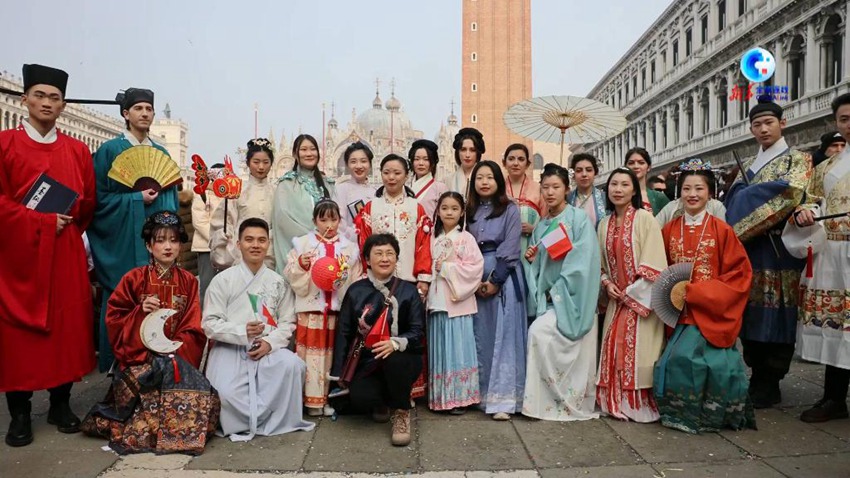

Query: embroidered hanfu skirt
[427,311,480,410]
[654,325,756,434]
[82,355,220,455]
[295,311,337,409]
[522,309,599,421]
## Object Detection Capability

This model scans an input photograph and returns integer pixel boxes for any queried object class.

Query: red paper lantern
[311,256,341,292]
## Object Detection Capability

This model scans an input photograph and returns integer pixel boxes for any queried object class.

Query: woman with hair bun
[210,138,277,270]
[447,128,485,200]
[409,139,448,219]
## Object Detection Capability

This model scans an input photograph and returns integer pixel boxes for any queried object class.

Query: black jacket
[330,277,425,377]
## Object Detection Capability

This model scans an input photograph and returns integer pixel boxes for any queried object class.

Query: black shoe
[800,399,849,423]
[47,402,81,434]
[751,384,781,409]
[5,412,33,447]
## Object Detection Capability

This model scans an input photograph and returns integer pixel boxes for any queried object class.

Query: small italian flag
[540,223,573,261]
[248,293,278,327]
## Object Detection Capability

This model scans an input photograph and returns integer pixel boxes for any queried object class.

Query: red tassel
[170,354,181,383]
[806,241,813,279]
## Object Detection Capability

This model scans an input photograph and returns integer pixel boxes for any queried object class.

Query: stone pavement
[2,359,850,478]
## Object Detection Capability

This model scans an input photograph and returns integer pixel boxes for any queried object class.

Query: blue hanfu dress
[427,228,484,411]
[88,133,179,371]
[522,206,601,421]
[469,200,527,415]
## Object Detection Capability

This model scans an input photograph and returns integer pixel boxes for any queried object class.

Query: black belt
[478,241,497,253]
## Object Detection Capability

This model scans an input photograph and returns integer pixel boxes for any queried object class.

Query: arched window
[471,114,478,124]
[717,77,728,128]
[471,83,478,92]
[788,35,805,100]
[821,14,843,88]
[471,52,477,61]
[471,22,477,32]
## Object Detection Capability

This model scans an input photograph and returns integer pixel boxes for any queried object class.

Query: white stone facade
[584,0,850,182]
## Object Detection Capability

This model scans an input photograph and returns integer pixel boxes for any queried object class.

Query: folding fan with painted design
[650,262,693,328]
[108,145,183,192]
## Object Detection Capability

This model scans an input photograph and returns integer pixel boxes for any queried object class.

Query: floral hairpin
[250,138,273,150]
[150,211,179,226]
[678,158,712,172]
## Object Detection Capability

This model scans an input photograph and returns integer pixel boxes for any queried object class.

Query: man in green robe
[88,88,178,371]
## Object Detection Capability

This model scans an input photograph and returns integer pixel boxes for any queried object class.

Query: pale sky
[1,0,671,160]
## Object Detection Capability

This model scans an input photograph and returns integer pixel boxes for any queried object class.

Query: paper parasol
[503,95,626,165]
[650,263,693,328]
[140,308,183,354]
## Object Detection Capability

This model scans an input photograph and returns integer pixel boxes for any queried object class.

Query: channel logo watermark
[740,47,776,83]
[729,47,789,102]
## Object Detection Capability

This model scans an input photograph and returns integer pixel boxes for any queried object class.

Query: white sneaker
[323,404,336,417]
[492,412,511,421]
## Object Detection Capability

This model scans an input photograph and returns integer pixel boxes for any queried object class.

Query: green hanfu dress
[654,211,757,433]
[271,168,335,274]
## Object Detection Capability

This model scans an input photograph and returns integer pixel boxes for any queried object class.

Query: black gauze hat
[117,88,155,112]
[23,64,68,96]
[748,95,783,122]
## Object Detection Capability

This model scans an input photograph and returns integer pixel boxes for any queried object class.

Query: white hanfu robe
[782,147,850,369]
[203,263,315,441]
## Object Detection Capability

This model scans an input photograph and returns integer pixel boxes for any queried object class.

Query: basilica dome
[356,91,412,142]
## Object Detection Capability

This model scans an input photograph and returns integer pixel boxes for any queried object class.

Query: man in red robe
[0,64,96,447]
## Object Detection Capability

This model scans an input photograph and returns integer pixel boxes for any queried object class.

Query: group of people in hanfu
[3,63,849,456]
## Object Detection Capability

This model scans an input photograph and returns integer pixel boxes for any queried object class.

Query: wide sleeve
[781,160,830,258]
[655,200,679,227]
[551,211,602,340]
[202,274,250,346]
[76,146,96,232]
[208,197,238,269]
[684,222,753,348]
[414,204,433,282]
[598,217,612,288]
[283,237,312,297]
[623,211,668,318]
[491,203,522,286]
[439,232,484,302]
[191,194,210,246]
[105,269,149,367]
[0,160,59,332]
[88,143,147,290]
[272,180,315,271]
[173,272,206,368]
[724,152,812,242]
[261,279,296,350]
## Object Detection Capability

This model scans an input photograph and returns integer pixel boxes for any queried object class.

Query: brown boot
[391,409,411,446]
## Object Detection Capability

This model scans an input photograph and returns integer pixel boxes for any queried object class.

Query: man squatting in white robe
[203,217,315,441]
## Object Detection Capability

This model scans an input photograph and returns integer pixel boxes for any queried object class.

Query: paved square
[2,360,849,477]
